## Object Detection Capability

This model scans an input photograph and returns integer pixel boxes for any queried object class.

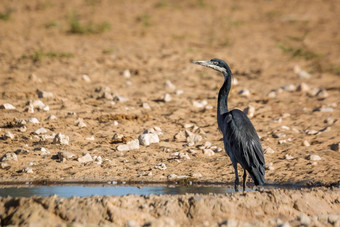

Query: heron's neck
[218,72,231,115]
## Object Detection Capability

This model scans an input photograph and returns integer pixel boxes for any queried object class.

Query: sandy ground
[0,0,340,225]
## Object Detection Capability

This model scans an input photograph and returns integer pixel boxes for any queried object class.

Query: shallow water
[0,185,252,198]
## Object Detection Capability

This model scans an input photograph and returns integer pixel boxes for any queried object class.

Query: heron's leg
[233,162,239,192]
[242,169,248,192]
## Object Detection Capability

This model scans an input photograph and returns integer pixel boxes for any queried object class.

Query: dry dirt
[0,0,340,226]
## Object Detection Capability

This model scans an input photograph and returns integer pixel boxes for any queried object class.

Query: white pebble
[296,83,310,92]
[42,105,49,111]
[0,103,16,110]
[78,153,93,163]
[3,131,15,140]
[23,168,33,174]
[48,115,57,120]
[32,100,46,109]
[265,162,274,170]
[117,139,140,151]
[267,91,276,98]
[28,118,40,124]
[138,133,159,146]
[193,100,207,108]
[165,80,176,91]
[24,104,34,113]
[1,152,18,162]
[303,140,310,147]
[324,118,336,125]
[34,128,47,135]
[86,136,95,141]
[305,130,319,135]
[238,89,250,97]
[123,69,131,78]
[75,118,86,128]
[281,126,290,130]
[113,95,128,102]
[202,149,215,156]
[285,154,294,160]
[294,65,311,79]
[308,154,321,161]
[37,90,53,98]
[264,147,275,154]
[53,133,69,145]
[154,163,167,170]
[175,90,183,95]
[163,93,172,102]
[185,130,202,146]
[113,121,119,126]
[243,105,255,118]
[81,74,91,82]
[281,84,296,92]
[315,107,334,113]
[231,77,238,85]
[142,102,151,109]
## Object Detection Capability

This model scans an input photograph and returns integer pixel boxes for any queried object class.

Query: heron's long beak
[192,60,226,73]
[192,60,213,67]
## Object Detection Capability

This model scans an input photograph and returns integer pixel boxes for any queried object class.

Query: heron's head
[193,58,230,75]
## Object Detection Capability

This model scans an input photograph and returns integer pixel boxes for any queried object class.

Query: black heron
[193,58,265,192]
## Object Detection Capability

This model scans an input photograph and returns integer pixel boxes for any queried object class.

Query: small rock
[316,89,328,98]
[264,147,275,154]
[94,156,102,165]
[3,131,15,140]
[48,115,57,120]
[113,95,128,102]
[294,65,311,79]
[165,80,176,91]
[15,148,29,155]
[231,77,238,85]
[281,126,290,130]
[78,153,93,163]
[117,139,140,151]
[86,136,95,141]
[142,102,151,109]
[75,118,87,128]
[154,163,167,170]
[34,147,50,155]
[330,143,339,152]
[296,83,310,92]
[0,103,16,110]
[1,162,9,169]
[298,214,311,226]
[167,174,177,180]
[202,149,215,156]
[1,153,18,162]
[53,133,69,145]
[187,149,197,154]
[314,106,334,113]
[101,92,113,100]
[58,151,75,160]
[174,130,187,142]
[265,162,274,170]
[123,69,131,78]
[303,140,310,147]
[163,93,172,102]
[24,104,34,113]
[267,91,276,98]
[23,167,33,174]
[305,130,319,135]
[28,118,40,124]
[272,132,286,138]
[278,140,287,144]
[205,105,213,110]
[138,133,159,146]
[281,84,296,92]
[285,154,294,160]
[42,105,49,111]
[32,100,46,109]
[190,172,202,178]
[37,90,53,98]
[81,74,91,82]
[192,100,207,108]
[185,130,202,146]
[175,90,183,95]
[34,127,47,135]
[308,154,321,161]
[238,89,250,97]
[243,105,255,118]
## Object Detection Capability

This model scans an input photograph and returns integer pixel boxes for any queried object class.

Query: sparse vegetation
[68,12,111,34]
[278,44,321,60]
[22,50,74,62]
[45,21,58,28]
[136,13,151,27]
[0,9,12,21]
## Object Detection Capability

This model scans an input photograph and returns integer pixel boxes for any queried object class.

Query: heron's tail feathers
[249,165,265,186]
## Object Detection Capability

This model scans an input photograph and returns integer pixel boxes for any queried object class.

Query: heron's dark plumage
[193,58,265,191]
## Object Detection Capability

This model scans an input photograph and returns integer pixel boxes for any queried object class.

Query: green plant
[22,50,74,62]
[136,13,151,27]
[0,9,12,21]
[68,12,111,34]
[278,44,321,60]
[45,21,58,28]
